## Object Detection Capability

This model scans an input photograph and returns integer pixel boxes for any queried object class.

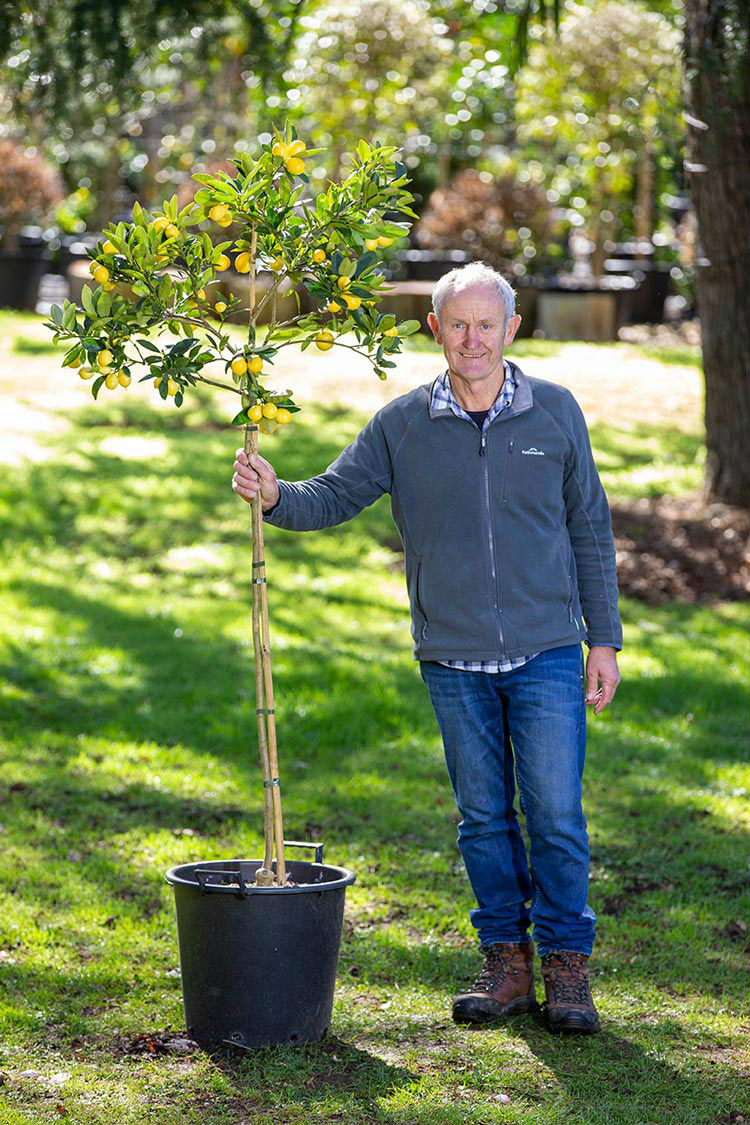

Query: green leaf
[50,304,63,326]
[81,286,96,317]
[91,375,106,400]
[398,320,422,336]
[231,410,250,425]
[63,345,83,366]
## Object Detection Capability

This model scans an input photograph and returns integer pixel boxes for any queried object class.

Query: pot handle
[283,840,324,865]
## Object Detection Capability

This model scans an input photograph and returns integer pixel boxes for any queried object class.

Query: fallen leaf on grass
[121,1031,199,1057]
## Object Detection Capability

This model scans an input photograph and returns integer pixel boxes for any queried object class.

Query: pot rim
[165,857,356,895]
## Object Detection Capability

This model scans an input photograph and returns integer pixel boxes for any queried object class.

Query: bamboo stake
[258,535,286,886]
[246,222,286,886]
[245,422,275,887]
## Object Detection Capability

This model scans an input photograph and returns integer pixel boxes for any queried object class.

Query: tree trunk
[684,0,750,506]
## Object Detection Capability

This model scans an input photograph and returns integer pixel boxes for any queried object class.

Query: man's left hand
[585,646,620,715]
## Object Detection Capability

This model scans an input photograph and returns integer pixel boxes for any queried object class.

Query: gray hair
[431,263,516,325]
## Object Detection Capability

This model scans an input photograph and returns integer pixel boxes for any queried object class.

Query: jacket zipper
[481,427,505,652]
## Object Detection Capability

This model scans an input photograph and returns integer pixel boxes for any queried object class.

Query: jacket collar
[427,359,533,420]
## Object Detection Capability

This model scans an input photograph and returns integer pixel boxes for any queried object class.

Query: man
[232,263,622,1035]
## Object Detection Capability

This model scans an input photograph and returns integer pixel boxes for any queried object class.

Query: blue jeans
[420,645,595,956]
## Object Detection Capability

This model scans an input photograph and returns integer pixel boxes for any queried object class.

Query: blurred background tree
[683,0,749,506]
[414,168,560,276]
[514,1,682,276]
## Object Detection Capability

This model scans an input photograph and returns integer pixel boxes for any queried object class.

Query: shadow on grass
[510,1020,743,1125]
[207,1036,417,1121]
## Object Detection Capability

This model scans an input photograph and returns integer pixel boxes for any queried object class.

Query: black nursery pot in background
[165,848,356,1049]
[0,232,50,311]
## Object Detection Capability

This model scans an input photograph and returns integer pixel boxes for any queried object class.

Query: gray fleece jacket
[265,362,622,661]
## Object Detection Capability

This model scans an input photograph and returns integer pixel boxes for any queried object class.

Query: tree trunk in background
[684,0,750,506]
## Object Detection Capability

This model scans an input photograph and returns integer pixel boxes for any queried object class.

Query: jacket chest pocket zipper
[501,440,514,501]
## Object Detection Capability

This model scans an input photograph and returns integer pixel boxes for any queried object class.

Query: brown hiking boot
[540,950,600,1034]
[452,942,538,1024]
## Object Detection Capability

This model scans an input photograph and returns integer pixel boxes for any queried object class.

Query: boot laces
[546,952,591,1005]
[472,947,520,994]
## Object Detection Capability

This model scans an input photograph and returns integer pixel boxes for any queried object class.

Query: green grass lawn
[0,329,747,1124]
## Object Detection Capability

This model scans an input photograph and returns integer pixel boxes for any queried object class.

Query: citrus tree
[45,128,418,886]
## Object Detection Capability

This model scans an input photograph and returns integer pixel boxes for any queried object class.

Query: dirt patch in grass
[116,1030,200,1057]
[612,495,749,603]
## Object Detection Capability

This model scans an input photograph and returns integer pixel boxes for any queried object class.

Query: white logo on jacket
[521,447,545,456]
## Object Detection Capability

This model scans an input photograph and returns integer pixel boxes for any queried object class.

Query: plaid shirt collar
[430,361,516,429]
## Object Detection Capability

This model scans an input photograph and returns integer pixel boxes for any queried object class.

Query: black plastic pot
[0,248,50,311]
[165,844,355,1049]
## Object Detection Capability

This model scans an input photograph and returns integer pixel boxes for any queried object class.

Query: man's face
[427,284,521,389]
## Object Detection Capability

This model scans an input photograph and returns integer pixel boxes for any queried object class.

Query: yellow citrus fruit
[272,140,290,158]
[383,326,399,337]
[269,257,284,272]
[152,216,170,232]
[101,281,115,292]
[235,252,251,273]
[104,371,119,390]
[315,331,334,351]
[209,204,231,223]
[215,254,231,271]
[312,249,326,264]
[196,288,206,300]
[288,140,306,156]
[285,157,305,175]
[262,402,278,419]
[214,301,227,314]
[248,404,264,422]
[365,238,379,251]
[91,264,109,284]
[343,294,362,310]
[164,223,180,239]
[231,356,248,376]
[65,353,82,369]
[259,417,277,435]
[216,215,233,227]
[378,236,394,247]
[102,239,117,254]
[117,371,131,386]
[276,408,292,424]
[78,367,94,379]
[248,356,263,374]
[97,349,113,368]
[327,300,343,313]
[154,377,162,388]
[167,378,179,397]
[337,275,352,290]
